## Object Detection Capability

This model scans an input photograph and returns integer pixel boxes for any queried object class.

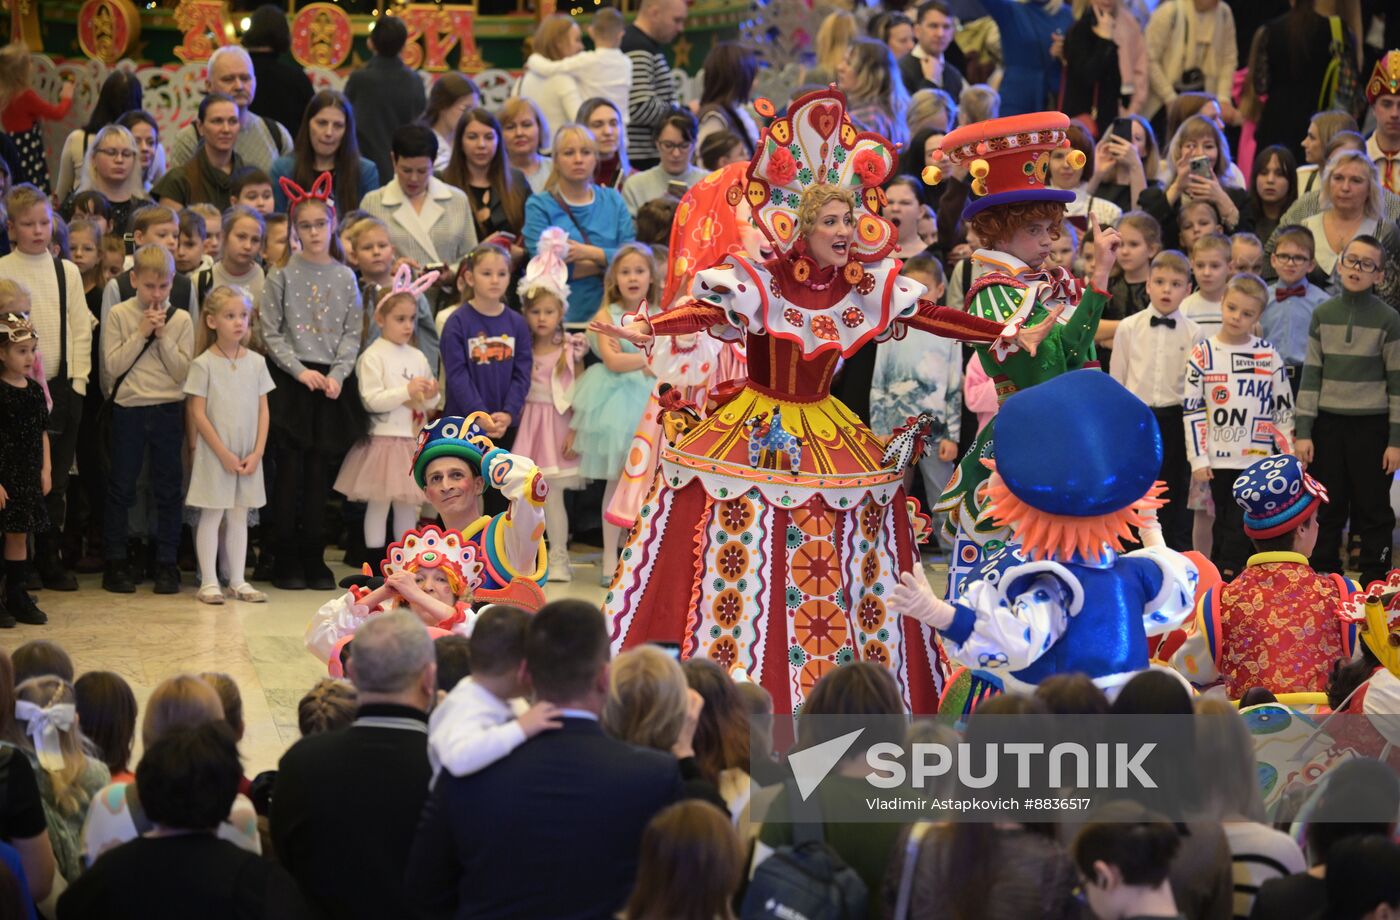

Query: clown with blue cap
[1166,455,1359,699]
[891,371,1198,699]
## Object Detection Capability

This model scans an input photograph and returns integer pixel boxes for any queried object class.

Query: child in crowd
[1045,220,1078,273]
[1181,232,1230,336]
[1262,224,1327,396]
[1176,199,1222,254]
[100,245,195,595]
[333,268,438,563]
[1170,454,1357,696]
[260,175,363,592]
[570,243,660,582]
[512,234,586,582]
[1072,802,1184,920]
[306,525,484,673]
[0,45,74,191]
[49,214,70,260]
[190,203,223,261]
[100,235,125,284]
[1100,211,1161,366]
[262,213,291,269]
[185,287,273,605]
[193,205,266,308]
[440,244,530,513]
[0,186,91,591]
[427,605,561,782]
[67,219,103,316]
[0,310,50,625]
[870,256,960,547]
[1109,250,1200,552]
[1230,232,1264,276]
[175,208,209,276]
[346,215,440,370]
[73,670,138,784]
[1183,273,1293,581]
[229,167,275,215]
[15,675,109,882]
[65,191,111,237]
[1296,235,1400,587]
[102,205,195,318]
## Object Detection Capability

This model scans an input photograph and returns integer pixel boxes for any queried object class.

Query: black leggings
[270,436,330,561]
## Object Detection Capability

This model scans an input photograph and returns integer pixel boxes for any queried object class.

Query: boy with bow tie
[1110,249,1202,551]
[1261,225,1327,398]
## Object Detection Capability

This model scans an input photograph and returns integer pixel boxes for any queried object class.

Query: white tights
[196,507,250,590]
[365,500,421,550]
[544,485,569,557]
[601,478,621,577]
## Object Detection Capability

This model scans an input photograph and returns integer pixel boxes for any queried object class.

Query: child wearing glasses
[1296,234,1400,587]
[1261,225,1327,397]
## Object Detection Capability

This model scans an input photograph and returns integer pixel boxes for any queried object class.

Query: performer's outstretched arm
[900,299,1066,357]
[589,302,729,348]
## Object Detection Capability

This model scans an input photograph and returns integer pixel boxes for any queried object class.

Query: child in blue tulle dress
[569,243,658,580]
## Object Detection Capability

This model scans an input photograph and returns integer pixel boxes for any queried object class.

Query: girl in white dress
[185,286,275,605]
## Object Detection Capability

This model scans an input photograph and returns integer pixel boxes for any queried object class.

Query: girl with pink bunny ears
[513,227,589,582]
[333,264,442,561]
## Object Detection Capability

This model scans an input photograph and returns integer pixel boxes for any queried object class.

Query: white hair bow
[375,263,442,314]
[520,226,572,302]
[15,700,76,772]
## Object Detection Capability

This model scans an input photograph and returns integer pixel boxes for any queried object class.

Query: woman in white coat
[360,124,478,276]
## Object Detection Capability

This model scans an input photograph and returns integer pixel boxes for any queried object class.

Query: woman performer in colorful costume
[891,371,1199,700]
[593,88,1057,714]
[923,114,1121,584]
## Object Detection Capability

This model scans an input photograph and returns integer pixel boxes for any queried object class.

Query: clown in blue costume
[891,371,1199,697]
[410,413,549,590]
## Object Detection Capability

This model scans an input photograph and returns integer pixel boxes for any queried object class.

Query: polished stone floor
[0,551,614,775]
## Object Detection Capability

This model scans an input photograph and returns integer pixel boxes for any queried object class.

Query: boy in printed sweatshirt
[1183,273,1293,581]
[1295,235,1400,586]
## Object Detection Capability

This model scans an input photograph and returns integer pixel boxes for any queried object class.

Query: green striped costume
[935,274,1107,538]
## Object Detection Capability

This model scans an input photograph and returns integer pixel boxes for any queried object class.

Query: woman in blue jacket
[983,0,1074,117]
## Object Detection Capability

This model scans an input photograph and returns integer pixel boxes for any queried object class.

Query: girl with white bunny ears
[333,264,442,562]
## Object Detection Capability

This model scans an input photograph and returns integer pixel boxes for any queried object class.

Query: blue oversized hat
[412,414,495,488]
[989,370,1165,560]
[1231,456,1328,539]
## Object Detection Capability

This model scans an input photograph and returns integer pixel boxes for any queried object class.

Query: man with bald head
[272,611,436,920]
[623,0,687,170]
[167,46,293,172]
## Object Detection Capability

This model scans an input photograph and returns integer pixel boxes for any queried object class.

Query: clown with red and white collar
[891,371,1198,699]
[926,114,1121,558]
[307,526,484,670]
[1367,50,1400,196]
[1166,455,1359,698]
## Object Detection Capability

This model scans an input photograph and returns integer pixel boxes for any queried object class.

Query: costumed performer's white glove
[482,448,548,506]
[1137,503,1165,549]
[890,565,955,630]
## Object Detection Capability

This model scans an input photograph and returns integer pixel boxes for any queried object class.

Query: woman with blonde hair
[13,675,108,881]
[837,37,910,147]
[808,11,857,85]
[1297,110,1360,195]
[519,15,587,151]
[63,123,150,236]
[602,646,726,810]
[80,674,262,866]
[907,87,957,136]
[499,96,553,194]
[1300,150,1400,303]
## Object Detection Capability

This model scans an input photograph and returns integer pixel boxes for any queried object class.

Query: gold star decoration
[672,34,692,69]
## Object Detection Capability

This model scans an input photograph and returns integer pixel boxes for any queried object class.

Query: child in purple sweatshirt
[441,245,532,460]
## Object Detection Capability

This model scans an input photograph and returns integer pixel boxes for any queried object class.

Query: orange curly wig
[968,201,1066,250]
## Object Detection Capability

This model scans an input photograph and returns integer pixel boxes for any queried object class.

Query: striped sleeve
[626,50,673,141]
[1295,311,1323,440]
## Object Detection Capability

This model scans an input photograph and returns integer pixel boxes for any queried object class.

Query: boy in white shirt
[523,8,632,127]
[427,605,561,782]
[1110,250,1202,551]
[1183,273,1293,581]
[1180,232,1230,337]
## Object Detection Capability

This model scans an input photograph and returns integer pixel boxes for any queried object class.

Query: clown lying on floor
[891,371,1199,699]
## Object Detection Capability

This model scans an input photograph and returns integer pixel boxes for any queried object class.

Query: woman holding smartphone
[1139,113,1250,246]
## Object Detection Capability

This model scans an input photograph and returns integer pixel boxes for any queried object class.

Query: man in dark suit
[899,0,967,103]
[344,15,427,180]
[408,599,683,920]
[271,610,437,920]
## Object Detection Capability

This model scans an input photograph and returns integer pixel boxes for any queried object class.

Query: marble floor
[0,552,613,775]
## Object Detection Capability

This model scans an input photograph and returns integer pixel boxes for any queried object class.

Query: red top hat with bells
[921,112,1080,220]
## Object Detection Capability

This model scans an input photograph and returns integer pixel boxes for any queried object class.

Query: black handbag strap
[52,256,67,380]
[108,305,174,403]
[550,192,592,246]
